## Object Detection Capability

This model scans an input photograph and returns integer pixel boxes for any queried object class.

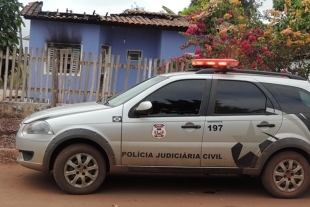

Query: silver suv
[16,59,310,198]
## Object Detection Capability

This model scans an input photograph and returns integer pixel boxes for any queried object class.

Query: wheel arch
[42,128,116,173]
[244,138,310,176]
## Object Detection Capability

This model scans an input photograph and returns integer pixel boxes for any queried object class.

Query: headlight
[22,121,54,135]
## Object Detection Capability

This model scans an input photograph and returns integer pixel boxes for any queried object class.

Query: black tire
[53,144,106,194]
[261,151,310,198]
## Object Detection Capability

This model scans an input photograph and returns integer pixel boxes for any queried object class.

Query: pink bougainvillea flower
[249,35,257,41]
[241,40,251,50]
[238,65,245,69]
[251,62,257,69]
[256,58,263,64]
[230,38,238,44]
[220,34,228,42]
[228,10,234,16]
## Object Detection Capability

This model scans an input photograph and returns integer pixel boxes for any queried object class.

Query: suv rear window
[263,83,310,114]
[214,80,267,115]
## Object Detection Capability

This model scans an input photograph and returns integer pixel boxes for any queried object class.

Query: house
[20,1,195,103]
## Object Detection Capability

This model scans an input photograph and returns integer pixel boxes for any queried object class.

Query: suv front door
[202,79,282,168]
[122,79,210,167]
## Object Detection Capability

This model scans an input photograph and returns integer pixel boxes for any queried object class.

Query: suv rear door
[201,78,283,168]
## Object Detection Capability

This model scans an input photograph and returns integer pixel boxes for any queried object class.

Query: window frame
[263,83,310,114]
[44,42,83,76]
[127,50,143,61]
[101,44,111,76]
[130,79,209,118]
[209,79,271,116]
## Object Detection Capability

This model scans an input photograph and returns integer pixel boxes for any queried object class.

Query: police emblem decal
[152,123,166,139]
[113,116,122,122]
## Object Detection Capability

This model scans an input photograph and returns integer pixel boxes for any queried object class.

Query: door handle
[181,125,201,129]
[257,123,275,128]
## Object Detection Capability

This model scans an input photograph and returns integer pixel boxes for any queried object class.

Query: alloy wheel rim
[273,159,304,192]
[64,153,99,188]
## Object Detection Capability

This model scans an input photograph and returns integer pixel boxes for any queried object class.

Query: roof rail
[193,68,306,81]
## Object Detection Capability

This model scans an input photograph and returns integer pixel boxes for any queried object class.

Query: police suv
[16,59,310,198]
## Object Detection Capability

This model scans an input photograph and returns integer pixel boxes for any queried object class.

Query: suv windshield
[101,76,167,106]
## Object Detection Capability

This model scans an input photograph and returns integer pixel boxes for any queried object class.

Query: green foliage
[241,0,263,17]
[130,2,145,11]
[190,0,204,6]
[162,6,176,14]
[178,0,262,16]
[179,0,310,78]
[0,0,24,83]
[179,5,202,15]
[273,0,285,10]
[267,0,310,33]
[241,0,262,9]
[0,0,24,51]
[178,0,204,15]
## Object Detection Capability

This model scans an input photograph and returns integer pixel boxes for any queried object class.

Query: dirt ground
[1,162,310,207]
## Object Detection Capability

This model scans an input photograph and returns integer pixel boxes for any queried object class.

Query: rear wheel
[261,151,310,198]
[53,144,106,194]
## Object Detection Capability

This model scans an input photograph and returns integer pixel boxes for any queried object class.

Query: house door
[101,45,112,94]
[102,45,111,61]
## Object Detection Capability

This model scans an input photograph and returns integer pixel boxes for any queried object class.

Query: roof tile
[21,2,190,29]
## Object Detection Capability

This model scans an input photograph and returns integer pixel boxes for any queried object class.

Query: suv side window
[214,80,268,115]
[143,79,206,116]
[263,83,310,113]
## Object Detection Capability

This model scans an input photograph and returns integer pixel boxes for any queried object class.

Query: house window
[102,45,111,58]
[46,43,82,74]
[127,50,142,61]
[100,45,112,85]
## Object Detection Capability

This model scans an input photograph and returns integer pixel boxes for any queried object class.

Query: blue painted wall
[28,20,102,103]
[27,20,195,102]
[30,20,101,53]
[99,25,113,53]
[99,26,162,92]
[160,30,197,59]
[106,26,161,62]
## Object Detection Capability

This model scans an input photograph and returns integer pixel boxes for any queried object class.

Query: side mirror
[135,101,152,115]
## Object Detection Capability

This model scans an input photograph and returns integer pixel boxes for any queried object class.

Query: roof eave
[22,16,189,31]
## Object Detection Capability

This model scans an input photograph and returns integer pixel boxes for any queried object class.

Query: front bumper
[15,124,54,172]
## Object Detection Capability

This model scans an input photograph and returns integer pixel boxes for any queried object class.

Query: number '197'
[208,125,223,131]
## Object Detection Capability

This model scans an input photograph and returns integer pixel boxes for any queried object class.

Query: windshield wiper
[96,98,110,106]
[104,100,109,106]
[96,96,113,106]
[96,98,103,104]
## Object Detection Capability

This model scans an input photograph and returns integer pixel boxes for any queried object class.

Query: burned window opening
[46,43,82,75]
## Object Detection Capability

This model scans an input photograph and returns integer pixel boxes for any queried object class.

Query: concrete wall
[0,101,52,119]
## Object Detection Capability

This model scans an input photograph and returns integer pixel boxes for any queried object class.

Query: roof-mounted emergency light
[191,59,239,68]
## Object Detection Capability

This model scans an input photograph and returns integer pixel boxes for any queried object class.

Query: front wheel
[53,144,106,194]
[261,151,310,198]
